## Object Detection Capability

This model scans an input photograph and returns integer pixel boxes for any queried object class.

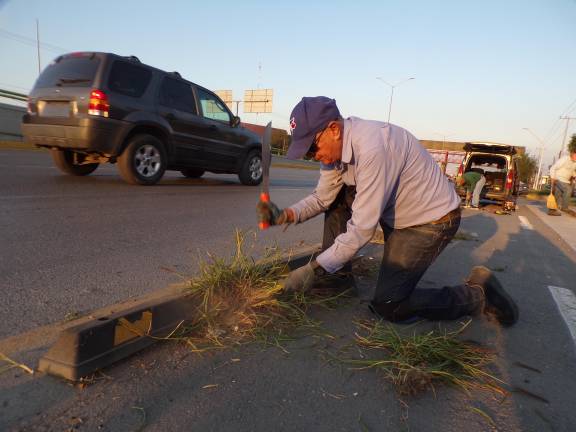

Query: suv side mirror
[231,116,241,128]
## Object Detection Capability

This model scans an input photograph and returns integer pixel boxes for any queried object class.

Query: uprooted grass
[170,230,350,352]
[341,320,505,396]
[452,231,478,242]
[0,352,34,375]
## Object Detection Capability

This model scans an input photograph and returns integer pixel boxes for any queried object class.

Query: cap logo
[289,117,296,131]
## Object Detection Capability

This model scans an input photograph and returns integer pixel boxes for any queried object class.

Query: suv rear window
[35,56,100,88]
[108,61,152,98]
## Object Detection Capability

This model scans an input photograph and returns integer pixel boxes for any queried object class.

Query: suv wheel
[238,150,263,186]
[118,134,166,185]
[51,149,99,176]
[180,168,205,179]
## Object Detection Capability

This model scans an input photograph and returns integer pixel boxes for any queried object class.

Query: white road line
[518,215,534,230]
[548,286,576,346]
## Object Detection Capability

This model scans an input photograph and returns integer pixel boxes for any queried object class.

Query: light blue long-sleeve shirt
[289,117,460,273]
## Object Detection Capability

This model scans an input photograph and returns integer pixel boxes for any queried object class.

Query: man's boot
[466,266,519,326]
[547,209,562,216]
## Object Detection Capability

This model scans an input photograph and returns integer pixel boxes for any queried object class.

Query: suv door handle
[209,125,218,131]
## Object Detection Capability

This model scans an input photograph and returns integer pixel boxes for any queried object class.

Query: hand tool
[259,122,272,230]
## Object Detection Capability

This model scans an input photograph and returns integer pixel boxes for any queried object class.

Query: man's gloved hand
[256,201,294,226]
[283,260,326,292]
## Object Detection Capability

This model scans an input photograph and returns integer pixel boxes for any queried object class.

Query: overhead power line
[0,28,69,54]
[542,96,576,146]
[561,97,576,116]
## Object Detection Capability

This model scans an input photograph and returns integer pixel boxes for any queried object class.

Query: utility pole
[36,19,41,75]
[522,128,546,190]
[376,77,415,123]
[559,116,576,158]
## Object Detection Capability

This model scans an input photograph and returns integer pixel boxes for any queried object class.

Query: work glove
[256,201,294,226]
[282,261,326,293]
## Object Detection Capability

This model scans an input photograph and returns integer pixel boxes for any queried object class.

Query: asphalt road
[2,148,576,431]
[0,149,323,339]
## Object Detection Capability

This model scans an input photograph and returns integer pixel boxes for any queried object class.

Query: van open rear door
[464,142,516,155]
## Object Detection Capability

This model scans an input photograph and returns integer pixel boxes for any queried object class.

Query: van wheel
[238,150,262,186]
[118,134,166,185]
[51,149,99,176]
[180,168,205,178]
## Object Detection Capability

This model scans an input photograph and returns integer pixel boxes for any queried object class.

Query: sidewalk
[524,201,576,252]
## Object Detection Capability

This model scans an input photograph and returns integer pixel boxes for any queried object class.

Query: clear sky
[1,0,575,169]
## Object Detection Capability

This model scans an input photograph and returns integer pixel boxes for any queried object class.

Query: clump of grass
[452,231,477,242]
[343,320,504,396]
[64,311,81,322]
[0,352,34,375]
[178,230,349,351]
[490,266,507,273]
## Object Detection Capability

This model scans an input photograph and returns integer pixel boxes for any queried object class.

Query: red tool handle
[259,192,270,230]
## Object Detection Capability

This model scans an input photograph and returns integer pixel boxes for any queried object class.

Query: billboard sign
[244,89,273,113]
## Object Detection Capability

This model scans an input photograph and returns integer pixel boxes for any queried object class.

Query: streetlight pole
[376,77,414,123]
[36,19,41,75]
[522,127,545,190]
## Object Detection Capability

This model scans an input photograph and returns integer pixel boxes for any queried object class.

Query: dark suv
[22,52,263,186]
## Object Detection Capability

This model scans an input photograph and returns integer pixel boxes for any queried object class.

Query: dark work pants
[322,185,484,322]
[554,181,572,211]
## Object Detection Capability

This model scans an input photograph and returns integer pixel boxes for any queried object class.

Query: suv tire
[118,134,167,185]
[180,168,205,178]
[238,150,263,186]
[51,149,99,176]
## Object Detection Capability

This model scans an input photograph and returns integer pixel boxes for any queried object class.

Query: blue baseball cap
[287,96,341,160]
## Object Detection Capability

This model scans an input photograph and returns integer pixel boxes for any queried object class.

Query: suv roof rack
[170,71,182,78]
[123,55,141,63]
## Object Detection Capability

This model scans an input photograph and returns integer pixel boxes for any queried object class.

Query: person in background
[548,135,576,216]
[457,170,486,209]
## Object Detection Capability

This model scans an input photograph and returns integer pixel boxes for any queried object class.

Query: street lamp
[522,127,545,190]
[376,77,415,123]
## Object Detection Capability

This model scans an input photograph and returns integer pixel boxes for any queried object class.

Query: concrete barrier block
[38,247,320,381]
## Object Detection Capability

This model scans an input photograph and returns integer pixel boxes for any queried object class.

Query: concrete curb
[38,246,319,381]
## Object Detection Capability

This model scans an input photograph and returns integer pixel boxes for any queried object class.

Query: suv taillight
[505,169,514,191]
[88,89,109,117]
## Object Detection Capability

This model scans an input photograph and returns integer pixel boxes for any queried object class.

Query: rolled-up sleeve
[316,149,393,273]
[289,168,344,223]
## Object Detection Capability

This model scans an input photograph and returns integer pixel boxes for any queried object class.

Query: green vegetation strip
[341,320,505,396]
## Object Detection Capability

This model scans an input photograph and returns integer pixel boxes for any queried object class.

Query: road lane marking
[548,286,576,346]
[518,215,534,230]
